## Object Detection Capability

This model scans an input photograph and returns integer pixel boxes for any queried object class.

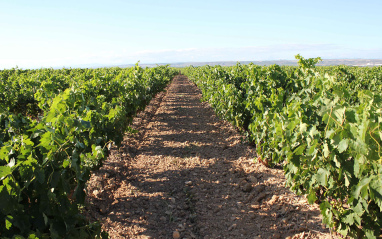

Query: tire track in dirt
[86,75,335,239]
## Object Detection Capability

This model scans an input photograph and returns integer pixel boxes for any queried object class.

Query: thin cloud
[121,44,381,64]
[1,44,381,69]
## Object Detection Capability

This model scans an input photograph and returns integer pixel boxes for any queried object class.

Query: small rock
[177,224,185,232]
[281,206,288,214]
[248,210,256,219]
[256,192,267,202]
[185,181,192,186]
[93,190,99,197]
[248,176,258,184]
[109,178,115,185]
[165,210,172,215]
[255,184,265,193]
[239,179,247,186]
[268,195,279,204]
[99,204,107,214]
[160,216,166,221]
[228,223,237,231]
[173,230,180,239]
[170,197,176,204]
[298,226,307,232]
[273,232,281,239]
[245,192,256,203]
[242,183,253,192]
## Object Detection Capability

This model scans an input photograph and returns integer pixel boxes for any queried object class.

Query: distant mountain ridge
[117,59,382,68]
[58,59,382,69]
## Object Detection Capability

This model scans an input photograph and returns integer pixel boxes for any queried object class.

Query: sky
[1,0,382,69]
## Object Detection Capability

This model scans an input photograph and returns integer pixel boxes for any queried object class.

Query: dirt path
[86,75,335,239]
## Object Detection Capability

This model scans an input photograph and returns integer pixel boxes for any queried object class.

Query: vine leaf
[353,177,372,199]
[337,139,349,153]
[0,166,12,179]
[316,168,329,186]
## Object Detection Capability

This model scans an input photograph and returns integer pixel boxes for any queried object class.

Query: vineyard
[0,65,178,238]
[183,56,382,238]
[1,57,382,238]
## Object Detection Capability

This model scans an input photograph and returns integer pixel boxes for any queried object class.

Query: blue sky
[1,0,381,68]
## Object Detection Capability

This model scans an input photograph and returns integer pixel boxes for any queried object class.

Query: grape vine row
[183,56,382,238]
[0,65,178,238]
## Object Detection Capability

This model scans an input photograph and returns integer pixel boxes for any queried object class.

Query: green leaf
[323,143,330,158]
[345,109,356,123]
[293,144,306,155]
[7,158,16,168]
[325,129,335,139]
[63,159,70,168]
[358,117,370,142]
[14,235,25,239]
[300,123,307,133]
[28,234,38,239]
[337,222,350,236]
[353,177,372,199]
[365,229,377,239]
[354,155,366,177]
[316,168,329,186]
[0,166,12,179]
[352,200,364,216]
[307,189,317,204]
[369,176,382,210]
[309,125,319,138]
[337,139,349,153]
[5,215,13,230]
[333,107,346,124]
[319,201,333,226]
[344,172,350,187]
[333,155,341,168]
[342,212,355,225]
[43,213,49,226]
[307,145,317,155]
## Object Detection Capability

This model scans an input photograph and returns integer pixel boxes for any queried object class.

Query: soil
[86,75,337,239]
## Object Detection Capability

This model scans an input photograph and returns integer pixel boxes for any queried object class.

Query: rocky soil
[85,75,337,239]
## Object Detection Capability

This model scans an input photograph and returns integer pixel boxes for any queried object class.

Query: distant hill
[117,59,382,68]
